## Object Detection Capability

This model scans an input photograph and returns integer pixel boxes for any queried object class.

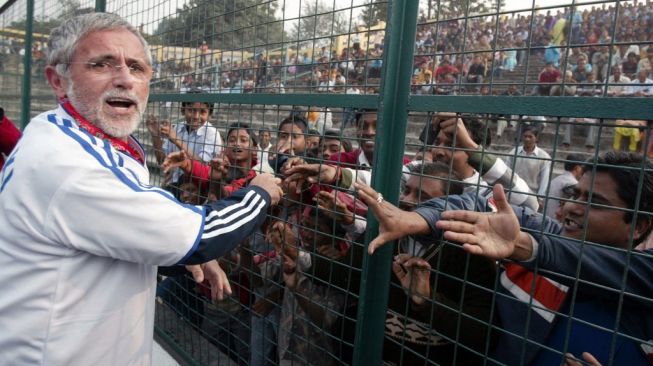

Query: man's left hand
[436,184,522,260]
[186,260,232,301]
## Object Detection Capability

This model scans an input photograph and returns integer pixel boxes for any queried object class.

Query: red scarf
[62,101,144,165]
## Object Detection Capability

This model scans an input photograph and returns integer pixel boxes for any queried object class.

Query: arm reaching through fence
[353,182,431,254]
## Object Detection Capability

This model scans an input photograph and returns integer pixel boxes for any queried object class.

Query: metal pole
[20,0,34,129]
[352,0,419,364]
[95,0,106,12]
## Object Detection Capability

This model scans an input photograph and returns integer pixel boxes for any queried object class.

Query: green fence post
[20,0,34,129]
[352,0,419,365]
[95,0,106,12]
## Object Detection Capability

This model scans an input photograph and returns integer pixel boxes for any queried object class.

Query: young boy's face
[306,135,320,150]
[182,102,211,131]
[259,130,271,147]
[276,123,306,156]
[227,129,254,162]
[322,138,345,160]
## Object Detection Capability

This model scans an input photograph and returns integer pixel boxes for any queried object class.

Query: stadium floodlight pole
[352,0,419,365]
[20,0,34,129]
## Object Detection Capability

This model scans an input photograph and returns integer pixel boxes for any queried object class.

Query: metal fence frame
[3,0,653,364]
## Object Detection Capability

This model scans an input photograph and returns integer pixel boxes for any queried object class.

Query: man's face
[432,130,470,177]
[276,123,305,155]
[613,68,622,79]
[182,102,211,131]
[357,112,377,158]
[63,29,151,139]
[399,175,445,211]
[521,130,537,150]
[226,129,253,162]
[259,130,271,147]
[322,138,345,160]
[561,172,637,248]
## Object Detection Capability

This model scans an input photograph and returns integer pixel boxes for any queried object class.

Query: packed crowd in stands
[146,91,653,365]
[144,5,653,364]
[148,1,653,98]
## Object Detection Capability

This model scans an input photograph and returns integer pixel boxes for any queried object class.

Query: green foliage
[154,0,284,51]
[358,0,388,28]
[287,1,351,47]
[10,0,89,37]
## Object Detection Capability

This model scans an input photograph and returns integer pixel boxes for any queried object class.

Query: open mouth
[563,217,584,232]
[106,97,136,111]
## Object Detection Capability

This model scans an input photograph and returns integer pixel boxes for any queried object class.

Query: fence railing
[3,0,653,365]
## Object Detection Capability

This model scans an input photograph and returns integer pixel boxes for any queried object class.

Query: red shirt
[539,69,561,83]
[0,113,21,171]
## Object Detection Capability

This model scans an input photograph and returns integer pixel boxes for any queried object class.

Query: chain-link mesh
[3,0,653,365]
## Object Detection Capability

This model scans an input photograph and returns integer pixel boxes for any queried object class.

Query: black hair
[594,151,653,245]
[278,114,308,134]
[227,122,258,147]
[564,153,588,172]
[354,109,378,127]
[460,116,492,147]
[321,129,353,152]
[181,89,214,115]
[307,129,320,137]
[521,125,539,137]
[408,161,465,196]
[259,127,271,135]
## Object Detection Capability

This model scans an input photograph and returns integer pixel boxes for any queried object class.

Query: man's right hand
[250,173,283,205]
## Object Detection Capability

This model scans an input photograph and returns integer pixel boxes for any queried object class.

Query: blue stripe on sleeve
[50,118,202,215]
[0,169,14,193]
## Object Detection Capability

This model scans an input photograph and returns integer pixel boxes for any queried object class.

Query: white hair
[47,12,152,76]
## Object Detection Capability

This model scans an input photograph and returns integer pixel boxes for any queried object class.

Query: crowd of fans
[1,4,651,365]
[145,92,653,365]
[146,1,653,98]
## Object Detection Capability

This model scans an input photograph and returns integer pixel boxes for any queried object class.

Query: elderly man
[0,13,282,365]
[357,151,652,365]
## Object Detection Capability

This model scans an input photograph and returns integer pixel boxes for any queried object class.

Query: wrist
[509,231,535,261]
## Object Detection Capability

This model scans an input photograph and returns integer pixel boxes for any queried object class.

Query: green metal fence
[2,0,653,365]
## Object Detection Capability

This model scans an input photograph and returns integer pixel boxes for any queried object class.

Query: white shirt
[163,122,222,183]
[506,145,552,197]
[627,78,653,95]
[607,75,632,95]
[0,107,203,365]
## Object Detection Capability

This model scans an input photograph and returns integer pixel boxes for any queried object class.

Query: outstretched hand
[162,150,190,174]
[436,184,522,260]
[284,163,338,186]
[354,182,429,255]
[564,352,602,366]
[186,260,232,301]
[392,254,432,306]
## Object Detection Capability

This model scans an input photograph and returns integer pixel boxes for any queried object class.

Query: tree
[155,0,283,51]
[10,0,90,37]
[441,0,491,17]
[358,0,388,28]
[288,1,349,43]
[287,1,350,47]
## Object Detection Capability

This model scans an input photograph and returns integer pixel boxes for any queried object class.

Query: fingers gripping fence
[3,0,653,365]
